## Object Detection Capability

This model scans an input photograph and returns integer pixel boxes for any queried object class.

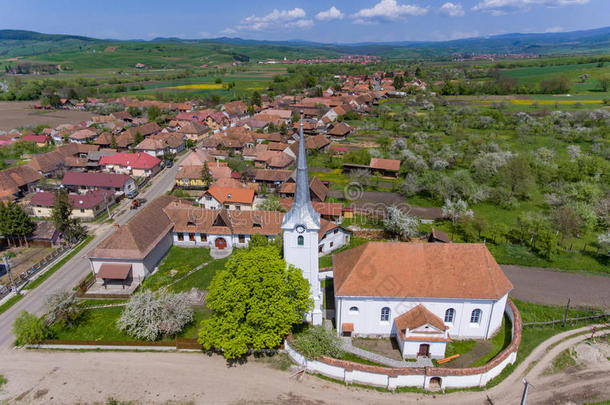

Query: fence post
[562,298,571,328]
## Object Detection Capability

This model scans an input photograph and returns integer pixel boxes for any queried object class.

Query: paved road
[501,265,610,309]
[0,157,184,347]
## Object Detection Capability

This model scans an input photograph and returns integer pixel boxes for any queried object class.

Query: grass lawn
[50,304,211,342]
[78,298,128,308]
[142,246,213,291]
[169,256,230,293]
[318,237,367,268]
[51,306,137,342]
[0,294,23,316]
[488,243,609,275]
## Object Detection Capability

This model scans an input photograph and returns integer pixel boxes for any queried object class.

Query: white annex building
[332,242,514,359]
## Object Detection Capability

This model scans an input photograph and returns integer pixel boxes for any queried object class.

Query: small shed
[428,228,450,243]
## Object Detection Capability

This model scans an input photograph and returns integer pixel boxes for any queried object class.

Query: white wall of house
[335,295,507,340]
[89,231,173,280]
[138,149,166,157]
[172,232,252,250]
[318,228,350,255]
[197,194,252,211]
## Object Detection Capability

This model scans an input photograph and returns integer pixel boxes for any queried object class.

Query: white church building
[332,242,514,359]
[280,124,514,357]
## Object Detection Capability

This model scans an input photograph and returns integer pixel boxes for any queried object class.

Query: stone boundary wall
[285,299,522,390]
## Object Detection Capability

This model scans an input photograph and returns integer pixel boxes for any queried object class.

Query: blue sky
[1,0,608,43]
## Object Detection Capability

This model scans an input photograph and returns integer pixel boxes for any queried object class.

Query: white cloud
[440,2,465,16]
[352,0,428,23]
[472,0,589,15]
[220,28,237,35]
[236,8,309,31]
[294,19,314,28]
[316,6,345,21]
[545,26,564,32]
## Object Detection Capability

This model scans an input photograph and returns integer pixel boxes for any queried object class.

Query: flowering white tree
[44,290,82,328]
[383,205,419,240]
[117,290,193,341]
[442,199,474,226]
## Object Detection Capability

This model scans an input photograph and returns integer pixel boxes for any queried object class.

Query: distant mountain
[1,26,609,62]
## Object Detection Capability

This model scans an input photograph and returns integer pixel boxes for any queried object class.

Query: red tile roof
[30,190,110,209]
[100,152,161,170]
[62,171,132,188]
[333,242,513,300]
[370,158,400,172]
[206,184,254,205]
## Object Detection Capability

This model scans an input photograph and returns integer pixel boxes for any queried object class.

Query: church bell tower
[281,112,322,325]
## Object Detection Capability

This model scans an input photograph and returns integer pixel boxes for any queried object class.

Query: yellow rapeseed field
[167,84,224,90]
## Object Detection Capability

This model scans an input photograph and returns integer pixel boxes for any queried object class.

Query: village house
[333,242,513,359]
[28,144,99,178]
[0,165,41,201]
[254,150,294,169]
[280,199,344,223]
[280,175,328,202]
[21,134,51,147]
[327,122,354,140]
[68,128,98,144]
[61,171,136,195]
[198,184,255,211]
[318,220,351,255]
[30,190,114,220]
[222,100,249,120]
[370,158,401,177]
[245,168,292,190]
[99,152,161,178]
[135,133,185,157]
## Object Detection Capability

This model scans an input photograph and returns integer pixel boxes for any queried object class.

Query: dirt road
[502,265,610,309]
[0,325,607,405]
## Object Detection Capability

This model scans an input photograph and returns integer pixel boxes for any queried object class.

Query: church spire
[281,111,320,230]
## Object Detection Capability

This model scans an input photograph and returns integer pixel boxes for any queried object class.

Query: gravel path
[0,325,607,405]
[501,265,610,309]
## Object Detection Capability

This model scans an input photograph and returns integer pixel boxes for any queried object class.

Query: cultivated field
[0,101,95,130]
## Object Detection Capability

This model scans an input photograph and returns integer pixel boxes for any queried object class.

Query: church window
[470,309,482,324]
[444,308,455,323]
[349,306,359,313]
[380,307,390,322]
[297,235,304,246]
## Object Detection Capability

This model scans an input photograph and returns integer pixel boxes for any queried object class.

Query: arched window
[297,235,304,246]
[380,307,390,322]
[470,309,482,324]
[444,308,455,323]
[349,306,359,313]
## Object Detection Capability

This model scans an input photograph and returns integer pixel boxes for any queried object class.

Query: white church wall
[337,296,503,340]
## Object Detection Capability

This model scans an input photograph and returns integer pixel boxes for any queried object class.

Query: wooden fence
[523,313,609,327]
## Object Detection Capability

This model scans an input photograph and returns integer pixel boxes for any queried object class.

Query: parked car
[126,190,138,199]
[165,160,174,168]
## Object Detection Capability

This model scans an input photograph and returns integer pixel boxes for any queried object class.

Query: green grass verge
[0,374,6,389]
[169,257,230,293]
[542,347,578,375]
[0,294,23,316]
[25,235,95,291]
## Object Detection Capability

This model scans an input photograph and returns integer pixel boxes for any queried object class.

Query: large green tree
[51,189,86,243]
[198,246,312,359]
[0,202,35,247]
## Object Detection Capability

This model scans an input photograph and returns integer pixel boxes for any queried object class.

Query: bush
[117,290,193,341]
[12,311,48,345]
[291,326,344,360]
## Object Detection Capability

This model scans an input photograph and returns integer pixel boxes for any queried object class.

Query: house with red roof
[99,152,161,178]
[30,190,114,219]
[198,184,255,211]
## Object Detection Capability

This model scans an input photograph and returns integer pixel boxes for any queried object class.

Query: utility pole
[3,256,16,293]
[520,379,532,405]
[563,298,571,328]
